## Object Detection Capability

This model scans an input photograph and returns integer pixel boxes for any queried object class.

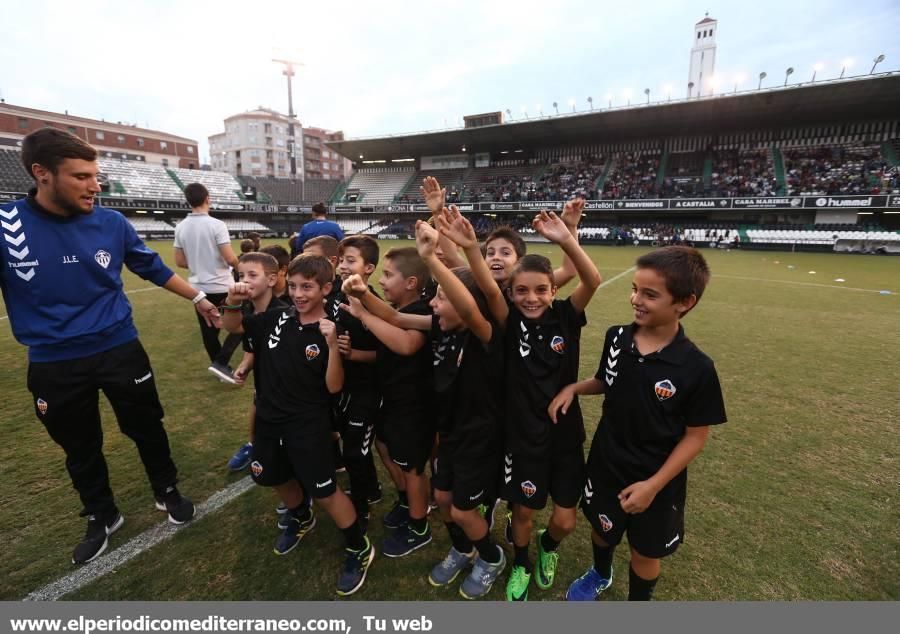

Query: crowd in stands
[602,153,661,199]
[784,145,895,196]
[708,149,778,197]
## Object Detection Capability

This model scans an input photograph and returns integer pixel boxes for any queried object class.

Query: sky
[1,0,898,163]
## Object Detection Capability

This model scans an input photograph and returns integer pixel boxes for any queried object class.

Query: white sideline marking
[716,274,892,294]
[598,266,636,289]
[23,476,255,601]
[0,285,161,321]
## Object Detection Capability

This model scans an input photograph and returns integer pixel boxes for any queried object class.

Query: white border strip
[716,274,892,294]
[24,476,255,601]
[597,266,636,289]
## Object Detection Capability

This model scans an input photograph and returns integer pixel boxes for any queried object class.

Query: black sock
[514,544,532,572]
[628,565,659,601]
[341,521,367,551]
[592,541,615,578]
[409,515,429,534]
[290,503,312,522]
[445,522,472,554]
[398,490,409,507]
[540,529,560,552]
[473,534,501,564]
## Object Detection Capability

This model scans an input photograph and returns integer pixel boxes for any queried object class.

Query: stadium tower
[688,13,717,97]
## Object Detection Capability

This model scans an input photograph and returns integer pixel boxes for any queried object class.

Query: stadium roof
[327,73,900,161]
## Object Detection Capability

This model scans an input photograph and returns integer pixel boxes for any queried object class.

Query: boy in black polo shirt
[332,236,383,526]
[551,246,727,601]
[339,247,436,557]
[222,254,374,596]
[437,207,602,601]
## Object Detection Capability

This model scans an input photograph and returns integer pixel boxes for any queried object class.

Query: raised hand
[319,318,338,347]
[337,333,352,358]
[227,282,253,304]
[341,274,368,298]
[415,219,440,260]
[338,296,367,320]
[561,197,585,231]
[420,176,446,216]
[532,210,573,244]
[436,205,477,249]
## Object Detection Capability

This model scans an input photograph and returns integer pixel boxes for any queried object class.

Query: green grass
[0,242,898,601]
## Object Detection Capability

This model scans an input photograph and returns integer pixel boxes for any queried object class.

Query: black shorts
[431,437,501,511]
[250,420,337,498]
[335,390,379,459]
[503,445,585,510]
[580,467,686,559]
[381,398,435,474]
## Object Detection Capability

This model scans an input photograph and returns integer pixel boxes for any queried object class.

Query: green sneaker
[506,564,531,601]
[535,529,559,589]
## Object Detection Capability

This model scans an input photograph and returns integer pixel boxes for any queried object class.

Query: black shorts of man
[555,246,727,601]
[0,129,212,564]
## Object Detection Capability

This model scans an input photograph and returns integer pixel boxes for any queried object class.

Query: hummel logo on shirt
[665,534,680,548]
[315,479,333,488]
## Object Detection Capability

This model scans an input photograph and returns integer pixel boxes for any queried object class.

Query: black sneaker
[208,362,237,384]
[382,499,410,529]
[72,511,124,564]
[344,484,383,506]
[383,523,433,558]
[336,536,375,596]
[154,486,196,524]
[274,509,316,555]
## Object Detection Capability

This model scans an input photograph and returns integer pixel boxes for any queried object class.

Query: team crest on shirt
[599,514,613,532]
[36,398,48,415]
[520,480,537,498]
[94,250,111,269]
[305,344,320,361]
[250,461,263,477]
[654,379,677,401]
[550,335,565,354]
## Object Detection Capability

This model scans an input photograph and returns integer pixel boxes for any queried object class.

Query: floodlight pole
[273,57,304,180]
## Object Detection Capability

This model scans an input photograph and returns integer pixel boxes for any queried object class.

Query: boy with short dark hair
[332,236,383,526]
[551,246,727,601]
[222,254,374,595]
[339,247,436,557]
[259,245,290,302]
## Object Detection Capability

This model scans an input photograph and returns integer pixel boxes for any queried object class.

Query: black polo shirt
[242,296,288,390]
[590,323,727,485]
[377,299,434,402]
[243,306,333,427]
[505,298,587,457]
[327,285,379,393]
[431,316,504,458]
[323,275,343,320]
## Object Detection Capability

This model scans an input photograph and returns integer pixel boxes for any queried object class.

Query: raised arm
[436,206,508,328]
[416,220,493,344]
[319,318,344,394]
[343,275,431,330]
[533,210,602,313]
[551,198,584,288]
[340,296,428,356]
[221,281,252,334]
[422,176,465,269]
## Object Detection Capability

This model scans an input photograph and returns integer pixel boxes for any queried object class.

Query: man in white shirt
[174,183,242,383]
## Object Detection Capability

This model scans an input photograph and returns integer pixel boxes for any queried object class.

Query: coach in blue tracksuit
[0,129,217,565]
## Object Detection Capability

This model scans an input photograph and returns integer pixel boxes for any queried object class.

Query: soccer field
[1,241,897,601]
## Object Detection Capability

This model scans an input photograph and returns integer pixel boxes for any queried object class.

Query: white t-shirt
[173,213,232,293]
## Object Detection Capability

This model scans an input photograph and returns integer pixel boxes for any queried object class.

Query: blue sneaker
[383,523,432,558]
[383,499,410,529]
[565,566,613,601]
[227,442,253,472]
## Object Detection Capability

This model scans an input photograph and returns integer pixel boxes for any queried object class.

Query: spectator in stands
[174,183,243,384]
[0,128,206,564]
[292,202,344,257]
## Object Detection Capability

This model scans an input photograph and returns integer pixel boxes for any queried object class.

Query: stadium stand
[98,159,183,199]
[396,169,467,203]
[602,152,662,199]
[342,168,414,203]
[0,149,32,192]
[239,177,340,205]
[783,144,891,195]
[458,164,542,202]
[169,166,244,203]
[708,149,778,197]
